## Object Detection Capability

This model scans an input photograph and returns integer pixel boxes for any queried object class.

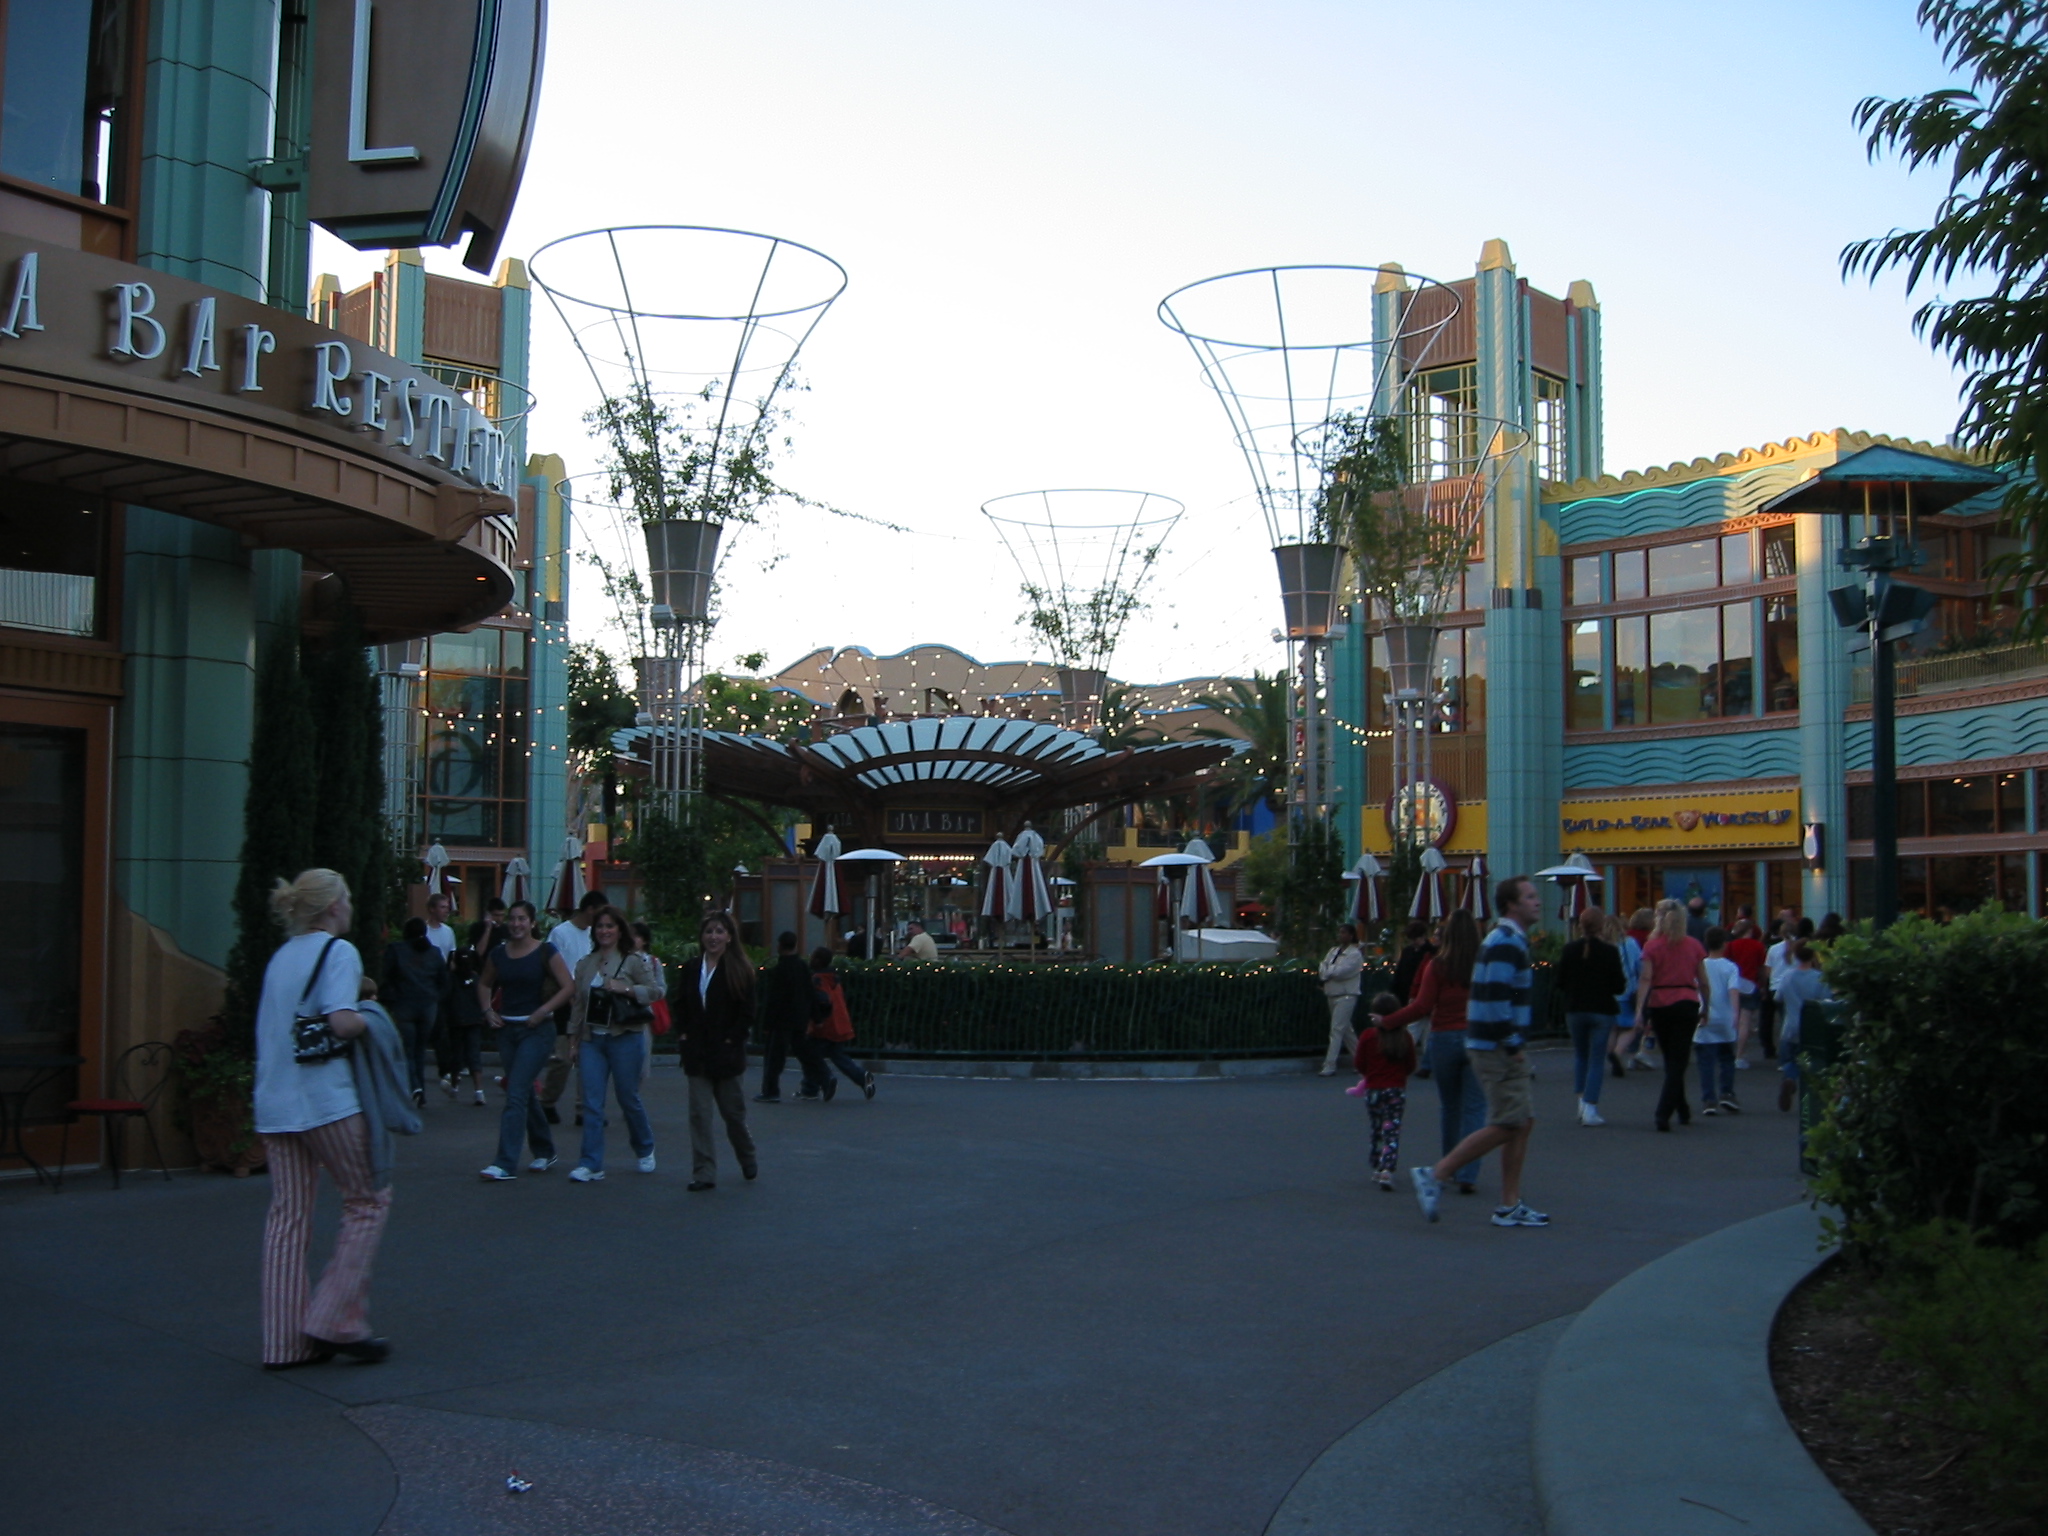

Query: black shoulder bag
[291,937,352,1064]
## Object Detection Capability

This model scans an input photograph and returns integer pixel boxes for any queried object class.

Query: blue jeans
[1428,1031,1486,1186]
[1696,1039,1736,1102]
[578,1032,654,1170]
[1566,1012,1615,1105]
[494,1021,557,1169]
[817,1040,868,1086]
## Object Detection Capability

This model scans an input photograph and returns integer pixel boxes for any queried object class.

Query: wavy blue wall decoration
[1556,464,1811,545]
[1843,696,2048,773]
[1564,726,1801,790]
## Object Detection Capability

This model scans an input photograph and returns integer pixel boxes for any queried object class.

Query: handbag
[291,937,351,1064]
[587,957,654,1031]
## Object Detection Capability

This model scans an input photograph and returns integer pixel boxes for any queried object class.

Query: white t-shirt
[253,931,365,1134]
[1697,956,1745,1044]
[548,919,593,972]
[423,920,457,960]
[1764,939,1795,993]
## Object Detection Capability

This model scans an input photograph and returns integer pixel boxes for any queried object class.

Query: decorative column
[1797,512,1850,918]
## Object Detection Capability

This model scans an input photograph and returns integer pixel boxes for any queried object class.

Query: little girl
[1346,990,1417,1190]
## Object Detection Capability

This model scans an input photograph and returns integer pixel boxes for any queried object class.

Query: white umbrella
[839,847,905,959]
[808,826,845,919]
[500,856,531,905]
[423,839,450,896]
[1348,854,1385,925]
[1178,837,1223,929]
[1462,854,1491,921]
[546,833,585,918]
[980,836,1015,921]
[1536,853,1604,919]
[1011,823,1053,927]
[1409,846,1448,920]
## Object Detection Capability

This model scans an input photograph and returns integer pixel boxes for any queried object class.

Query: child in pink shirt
[1347,991,1417,1190]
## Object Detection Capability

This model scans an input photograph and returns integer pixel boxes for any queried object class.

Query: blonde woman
[566,906,665,1182]
[1635,898,1710,1131]
[253,869,406,1370]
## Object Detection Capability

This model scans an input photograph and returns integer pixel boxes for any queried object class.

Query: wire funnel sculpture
[981,489,1184,730]
[531,226,848,814]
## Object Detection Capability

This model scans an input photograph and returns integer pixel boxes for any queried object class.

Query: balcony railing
[1852,640,2048,704]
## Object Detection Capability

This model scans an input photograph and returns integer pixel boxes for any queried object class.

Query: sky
[313,0,1972,689]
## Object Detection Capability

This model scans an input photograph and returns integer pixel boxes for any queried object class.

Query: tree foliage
[1094,682,1162,750]
[700,669,811,742]
[1844,1,2048,622]
[1017,556,1158,671]
[304,609,395,958]
[1191,672,1290,817]
[1314,413,1476,619]
[568,642,635,824]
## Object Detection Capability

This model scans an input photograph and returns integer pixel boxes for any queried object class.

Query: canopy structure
[613,716,1241,856]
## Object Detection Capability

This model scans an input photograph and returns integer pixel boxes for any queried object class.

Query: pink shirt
[1641,935,1707,1008]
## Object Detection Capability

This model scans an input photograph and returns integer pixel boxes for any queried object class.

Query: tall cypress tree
[221,628,318,1054]
[305,603,395,957]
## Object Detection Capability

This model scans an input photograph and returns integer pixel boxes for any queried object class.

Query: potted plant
[172,1021,265,1176]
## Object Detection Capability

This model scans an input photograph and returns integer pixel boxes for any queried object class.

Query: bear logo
[1674,809,1702,832]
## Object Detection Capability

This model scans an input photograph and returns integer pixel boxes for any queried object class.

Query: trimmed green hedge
[832,958,1366,1058]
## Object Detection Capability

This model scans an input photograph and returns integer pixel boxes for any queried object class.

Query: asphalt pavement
[1,1046,1804,1536]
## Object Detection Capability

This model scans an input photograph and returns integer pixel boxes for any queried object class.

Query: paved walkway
[1,1047,1804,1535]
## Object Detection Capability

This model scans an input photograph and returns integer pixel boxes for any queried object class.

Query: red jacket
[1379,956,1469,1033]
[1353,1025,1414,1089]
[1726,936,1766,988]
[809,970,854,1042]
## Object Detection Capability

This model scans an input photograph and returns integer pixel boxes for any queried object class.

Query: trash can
[1796,999,1849,1178]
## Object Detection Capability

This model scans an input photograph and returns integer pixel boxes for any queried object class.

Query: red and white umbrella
[500,856,531,905]
[546,834,586,918]
[424,839,450,896]
[1462,854,1490,920]
[1409,846,1448,920]
[807,827,845,918]
[980,835,1016,920]
[1347,854,1385,924]
[1010,824,1053,924]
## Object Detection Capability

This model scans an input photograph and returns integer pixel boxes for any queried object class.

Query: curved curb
[1531,1203,1872,1535]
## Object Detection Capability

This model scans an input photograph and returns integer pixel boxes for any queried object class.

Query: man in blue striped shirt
[1411,875,1549,1228]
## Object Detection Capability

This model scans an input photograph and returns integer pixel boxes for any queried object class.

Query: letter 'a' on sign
[307,0,546,273]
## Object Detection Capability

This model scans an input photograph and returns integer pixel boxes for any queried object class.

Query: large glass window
[423,629,530,848]
[1716,603,1754,716]
[1401,365,1479,480]
[0,483,107,637]
[1613,548,1647,602]
[1568,620,1603,730]
[1459,627,1486,732]
[1763,595,1799,712]
[1649,607,1717,723]
[1614,614,1646,725]
[1930,776,1998,837]
[1649,539,1718,597]
[1566,555,1601,606]
[0,721,85,1112]
[1761,523,1797,580]
[1,0,134,204]
[1721,531,1754,585]
[1534,373,1568,483]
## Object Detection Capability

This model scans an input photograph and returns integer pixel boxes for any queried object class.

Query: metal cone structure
[983,490,1183,732]
[532,226,846,815]
[1157,264,1459,836]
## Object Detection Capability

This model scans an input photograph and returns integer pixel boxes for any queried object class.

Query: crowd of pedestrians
[1334,879,1837,1233]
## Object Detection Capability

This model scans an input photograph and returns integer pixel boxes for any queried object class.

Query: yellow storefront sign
[1358,801,1489,856]
[1561,789,1799,854]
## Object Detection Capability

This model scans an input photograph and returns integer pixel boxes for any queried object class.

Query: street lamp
[1761,445,2004,927]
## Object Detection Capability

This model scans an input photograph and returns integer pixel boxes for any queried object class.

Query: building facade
[1330,239,2043,924]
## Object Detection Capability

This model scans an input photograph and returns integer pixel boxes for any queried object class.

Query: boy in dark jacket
[756,931,825,1102]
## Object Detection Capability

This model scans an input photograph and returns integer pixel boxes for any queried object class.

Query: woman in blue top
[476,900,576,1181]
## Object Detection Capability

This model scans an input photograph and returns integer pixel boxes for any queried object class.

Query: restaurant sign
[1560,789,1799,853]
[0,238,517,497]
[887,809,984,838]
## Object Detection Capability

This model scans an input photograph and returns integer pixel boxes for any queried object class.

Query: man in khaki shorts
[1411,875,1547,1228]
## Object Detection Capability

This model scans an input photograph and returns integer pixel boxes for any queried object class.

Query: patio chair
[57,1041,175,1191]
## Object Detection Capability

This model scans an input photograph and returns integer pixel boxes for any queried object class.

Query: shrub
[1809,907,2048,1255]
[1870,1221,2048,1524]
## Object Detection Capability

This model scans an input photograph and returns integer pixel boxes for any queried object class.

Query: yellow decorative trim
[1567,279,1598,311]
[1478,238,1513,272]
[1542,429,1985,504]
[1374,263,1409,294]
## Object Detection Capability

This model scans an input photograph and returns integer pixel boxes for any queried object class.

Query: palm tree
[1192,672,1290,820]
[1095,682,1162,750]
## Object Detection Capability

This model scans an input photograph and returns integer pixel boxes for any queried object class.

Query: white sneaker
[1580,1104,1606,1126]
[1734,1058,1752,1069]
[568,1166,603,1183]
[527,1156,557,1173]
[479,1165,515,1181]
[1409,1165,1441,1223]
[637,1153,657,1174]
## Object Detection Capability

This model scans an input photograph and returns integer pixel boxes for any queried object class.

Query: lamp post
[1761,446,2003,927]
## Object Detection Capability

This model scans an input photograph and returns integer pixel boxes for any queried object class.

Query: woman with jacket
[1636,898,1711,1131]
[809,948,877,1100]
[565,905,666,1182]
[672,910,759,1191]
[380,918,449,1106]
[1317,924,1366,1076]
[1555,908,1628,1126]
[1379,908,1485,1195]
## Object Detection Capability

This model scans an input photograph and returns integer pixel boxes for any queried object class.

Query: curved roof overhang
[0,238,519,641]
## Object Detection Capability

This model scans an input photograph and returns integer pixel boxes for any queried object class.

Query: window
[1649,607,1717,723]
[423,629,530,848]
[1762,523,1796,579]
[0,483,107,638]
[1568,620,1603,730]
[1716,603,1754,716]
[1534,373,1568,482]
[1614,614,1646,725]
[1720,531,1754,585]
[1567,555,1601,606]
[1763,595,1798,712]
[1649,539,1718,597]
[1999,771,2027,830]
[1,0,135,205]
[0,723,85,1089]
[1401,365,1479,480]
[1930,776,1997,837]
[1613,548,1647,602]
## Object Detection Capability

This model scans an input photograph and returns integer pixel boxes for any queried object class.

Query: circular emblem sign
[1384,780,1457,849]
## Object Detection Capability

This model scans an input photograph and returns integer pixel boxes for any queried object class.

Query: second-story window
[1534,373,1568,482]
[0,0,134,205]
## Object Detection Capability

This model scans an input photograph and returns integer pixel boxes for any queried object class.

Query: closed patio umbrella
[808,826,845,919]
[1409,846,1448,920]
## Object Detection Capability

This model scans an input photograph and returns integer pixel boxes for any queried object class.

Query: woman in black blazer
[672,910,759,1191]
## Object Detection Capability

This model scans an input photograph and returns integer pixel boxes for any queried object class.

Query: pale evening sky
[314,0,1970,690]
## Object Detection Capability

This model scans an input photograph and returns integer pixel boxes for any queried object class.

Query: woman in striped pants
[252,870,393,1370]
